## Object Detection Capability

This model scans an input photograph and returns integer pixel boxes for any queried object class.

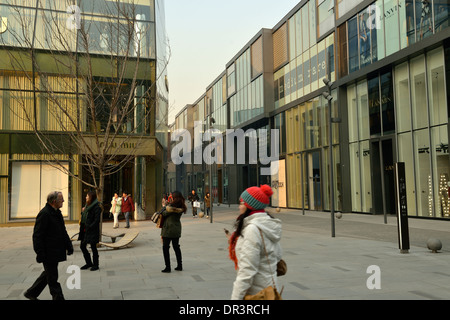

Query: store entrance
[370,138,396,215]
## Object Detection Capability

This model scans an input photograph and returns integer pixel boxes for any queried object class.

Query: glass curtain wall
[349,47,448,218]
[338,0,449,75]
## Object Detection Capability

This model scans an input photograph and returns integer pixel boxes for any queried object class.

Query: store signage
[83,135,157,156]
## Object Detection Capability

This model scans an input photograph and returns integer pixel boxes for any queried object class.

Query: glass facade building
[0,0,168,224]
[171,0,449,220]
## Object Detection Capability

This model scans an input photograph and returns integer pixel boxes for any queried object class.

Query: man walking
[24,191,73,300]
[121,191,135,228]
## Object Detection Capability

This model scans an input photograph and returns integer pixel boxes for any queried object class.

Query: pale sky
[165,0,301,124]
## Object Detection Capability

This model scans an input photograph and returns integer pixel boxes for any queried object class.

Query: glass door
[370,137,396,215]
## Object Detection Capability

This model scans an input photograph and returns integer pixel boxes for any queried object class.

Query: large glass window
[357,80,370,140]
[434,0,450,32]
[347,84,358,142]
[10,162,69,219]
[431,125,450,217]
[381,71,395,134]
[417,0,433,40]
[349,142,362,211]
[368,76,381,136]
[427,47,447,126]
[410,55,428,129]
[395,62,412,132]
[414,129,432,217]
[398,132,417,215]
[318,0,335,37]
[348,16,359,73]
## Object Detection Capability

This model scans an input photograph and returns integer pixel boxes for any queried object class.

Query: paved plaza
[0,204,449,301]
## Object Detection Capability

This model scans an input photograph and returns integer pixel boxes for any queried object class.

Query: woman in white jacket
[110,192,122,228]
[228,185,283,300]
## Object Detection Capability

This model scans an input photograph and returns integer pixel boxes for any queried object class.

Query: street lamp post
[209,117,215,224]
[322,80,335,238]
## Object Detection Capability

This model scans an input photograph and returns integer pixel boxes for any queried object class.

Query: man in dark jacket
[121,191,135,228]
[187,189,200,217]
[24,191,73,300]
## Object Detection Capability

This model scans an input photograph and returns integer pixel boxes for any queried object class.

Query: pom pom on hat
[240,184,273,211]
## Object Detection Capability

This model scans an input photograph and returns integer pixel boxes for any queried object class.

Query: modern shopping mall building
[170,0,450,220]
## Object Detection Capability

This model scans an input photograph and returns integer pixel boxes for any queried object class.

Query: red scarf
[228,210,265,270]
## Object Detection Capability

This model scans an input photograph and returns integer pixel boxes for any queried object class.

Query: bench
[71,232,126,243]
[99,231,140,249]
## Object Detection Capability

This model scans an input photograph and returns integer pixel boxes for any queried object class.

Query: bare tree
[1,0,171,235]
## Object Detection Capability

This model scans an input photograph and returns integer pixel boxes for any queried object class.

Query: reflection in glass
[348,16,359,73]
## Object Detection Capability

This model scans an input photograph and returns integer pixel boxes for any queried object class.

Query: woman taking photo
[227,185,283,300]
[160,191,186,273]
[79,190,102,271]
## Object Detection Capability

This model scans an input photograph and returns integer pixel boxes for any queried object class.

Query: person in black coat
[79,190,102,271]
[187,189,200,217]
[24,191,73,300]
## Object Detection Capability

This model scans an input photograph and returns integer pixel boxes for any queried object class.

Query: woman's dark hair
[170,191,187,213]
[234,208,252,238]
[86,190,97,205]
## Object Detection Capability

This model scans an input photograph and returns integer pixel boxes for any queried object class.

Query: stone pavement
[0,204,449,301]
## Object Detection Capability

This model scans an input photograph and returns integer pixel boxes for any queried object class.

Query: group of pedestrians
[110,191,135,229]
[24,184,284,301]
[187,189,212,218]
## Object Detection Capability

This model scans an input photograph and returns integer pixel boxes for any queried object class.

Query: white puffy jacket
[231,212,283,300]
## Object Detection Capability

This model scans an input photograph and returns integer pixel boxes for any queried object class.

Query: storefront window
[360,140,372,212]
[414,129,432,217]
[348,84,358,143]
[431,125,450,217]
[357,80,370,140]
[398,132,417,215]
[427,47,447,126]
[381,71,395,134]
[368,76,381,136]
[395,62,412,132]
[349,142,362,211]
[410,55,428,129]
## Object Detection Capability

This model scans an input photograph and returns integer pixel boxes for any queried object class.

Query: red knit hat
[240,185,273,210]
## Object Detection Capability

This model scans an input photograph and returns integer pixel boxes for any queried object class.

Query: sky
[164,0,301,124]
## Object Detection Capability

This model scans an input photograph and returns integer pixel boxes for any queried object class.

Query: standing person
[187,189,200,218]
[110,192,122,229]
[24,191,73,300]
[79,190,102,271]
[204,192,212,218]
[227,185,283,300]
[160,191,187,273]
[121,191,135,228]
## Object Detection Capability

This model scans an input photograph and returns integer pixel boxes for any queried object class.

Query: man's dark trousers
[26,262,64,300]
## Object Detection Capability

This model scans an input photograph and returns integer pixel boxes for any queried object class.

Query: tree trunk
[97,173,105,244]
